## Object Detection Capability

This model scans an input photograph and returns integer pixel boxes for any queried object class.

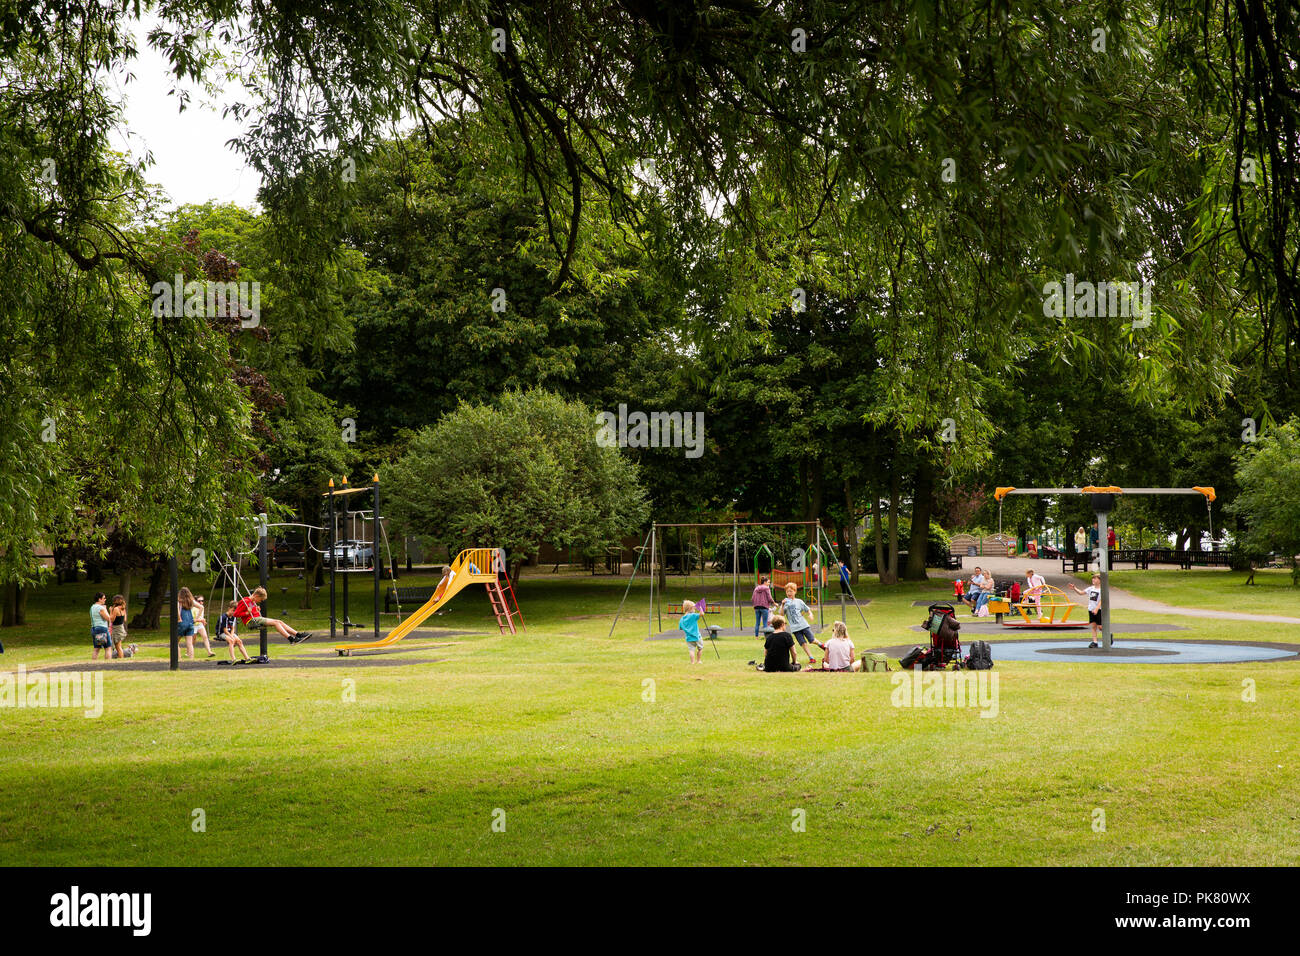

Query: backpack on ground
[861,652,891,672]
[899,646,926,669]
[966,640,993,670]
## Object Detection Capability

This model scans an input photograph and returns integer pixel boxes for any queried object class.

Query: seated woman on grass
[232,588,312,644]
[761,614,798,672]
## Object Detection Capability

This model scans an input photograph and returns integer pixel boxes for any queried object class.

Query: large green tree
[385,390,650,580]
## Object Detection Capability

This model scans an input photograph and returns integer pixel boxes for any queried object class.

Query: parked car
[329,539,374,568]
[272,538,305,568]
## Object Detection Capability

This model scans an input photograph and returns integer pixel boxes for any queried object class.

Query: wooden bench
[1061,554,1092,574]
[385,586,437,612]
[666,602,721,615]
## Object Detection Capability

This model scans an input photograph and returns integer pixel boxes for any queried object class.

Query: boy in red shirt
[233,587,312,644]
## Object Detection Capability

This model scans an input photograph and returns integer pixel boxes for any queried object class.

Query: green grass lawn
[2,569,1298,866]
[1099,569,1300,616]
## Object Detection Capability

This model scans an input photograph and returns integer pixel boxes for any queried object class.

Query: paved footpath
[937,555,1300,626]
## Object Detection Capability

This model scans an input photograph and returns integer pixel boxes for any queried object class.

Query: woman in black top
[762,614,798,672]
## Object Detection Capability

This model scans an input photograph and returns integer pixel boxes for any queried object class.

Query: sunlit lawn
[2,568,1298,865]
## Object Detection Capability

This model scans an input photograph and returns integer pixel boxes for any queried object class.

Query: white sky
[108,17,262,211]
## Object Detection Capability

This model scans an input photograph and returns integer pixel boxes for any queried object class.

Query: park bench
[1061,554,1092,574]
[385,586,437,612]
[666,602,721,615]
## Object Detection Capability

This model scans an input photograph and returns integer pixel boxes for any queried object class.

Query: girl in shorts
[108,594,130,659]
[177,587,214,659]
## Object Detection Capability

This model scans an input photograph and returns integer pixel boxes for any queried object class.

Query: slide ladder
[335,547,505,655]
[485,574,525,634]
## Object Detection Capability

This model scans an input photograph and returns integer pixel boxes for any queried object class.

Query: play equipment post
[732,521,738,631]
[372,474,381,640]
[647,525,657,640]
[258,515,269,657]
[168,553,179,672]
[1091,493,1115,650]
[328,478,337,641]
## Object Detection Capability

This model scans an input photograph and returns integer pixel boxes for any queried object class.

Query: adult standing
[89,592,113,661]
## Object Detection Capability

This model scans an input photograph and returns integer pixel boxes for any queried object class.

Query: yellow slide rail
[335,548,499,655]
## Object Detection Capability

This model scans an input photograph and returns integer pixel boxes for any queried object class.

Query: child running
[216,601,252,662]
[780,581,821,664]
[678,599,704,664]
[232,587,311,644]
[1069,575,1105,647]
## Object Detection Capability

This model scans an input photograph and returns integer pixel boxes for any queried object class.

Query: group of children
[759,618,860,672]
[89,585,312,663]
[676,576,859,671]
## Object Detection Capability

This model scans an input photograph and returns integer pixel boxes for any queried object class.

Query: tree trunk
[118,568,132,601]
[1,580,22,626]
[301,548,323,609]
[130,557,167,630]
[844,479,860,584]
[872,496,888,584]
[799,460,810,531]
[886,464,900,584]
[905,455,935,581]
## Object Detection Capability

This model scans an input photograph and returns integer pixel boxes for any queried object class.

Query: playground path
[944,555,1300,626]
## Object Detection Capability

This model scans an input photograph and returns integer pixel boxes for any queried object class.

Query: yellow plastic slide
[335,548,496,655]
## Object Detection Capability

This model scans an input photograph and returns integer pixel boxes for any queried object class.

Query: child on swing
[232,587,311,643]
[217,601,252,663]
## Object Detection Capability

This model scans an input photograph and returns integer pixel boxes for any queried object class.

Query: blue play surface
[986,640,1296,664]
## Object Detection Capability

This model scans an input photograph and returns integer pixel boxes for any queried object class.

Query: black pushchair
[922,603,963,668]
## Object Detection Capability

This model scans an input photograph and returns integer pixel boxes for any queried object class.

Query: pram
[922,603,963,668]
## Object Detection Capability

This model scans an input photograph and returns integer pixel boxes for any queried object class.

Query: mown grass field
[2,567,1298,866]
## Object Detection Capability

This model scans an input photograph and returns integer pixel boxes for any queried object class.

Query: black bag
[900,646,926,669]
[966,640,993,670]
